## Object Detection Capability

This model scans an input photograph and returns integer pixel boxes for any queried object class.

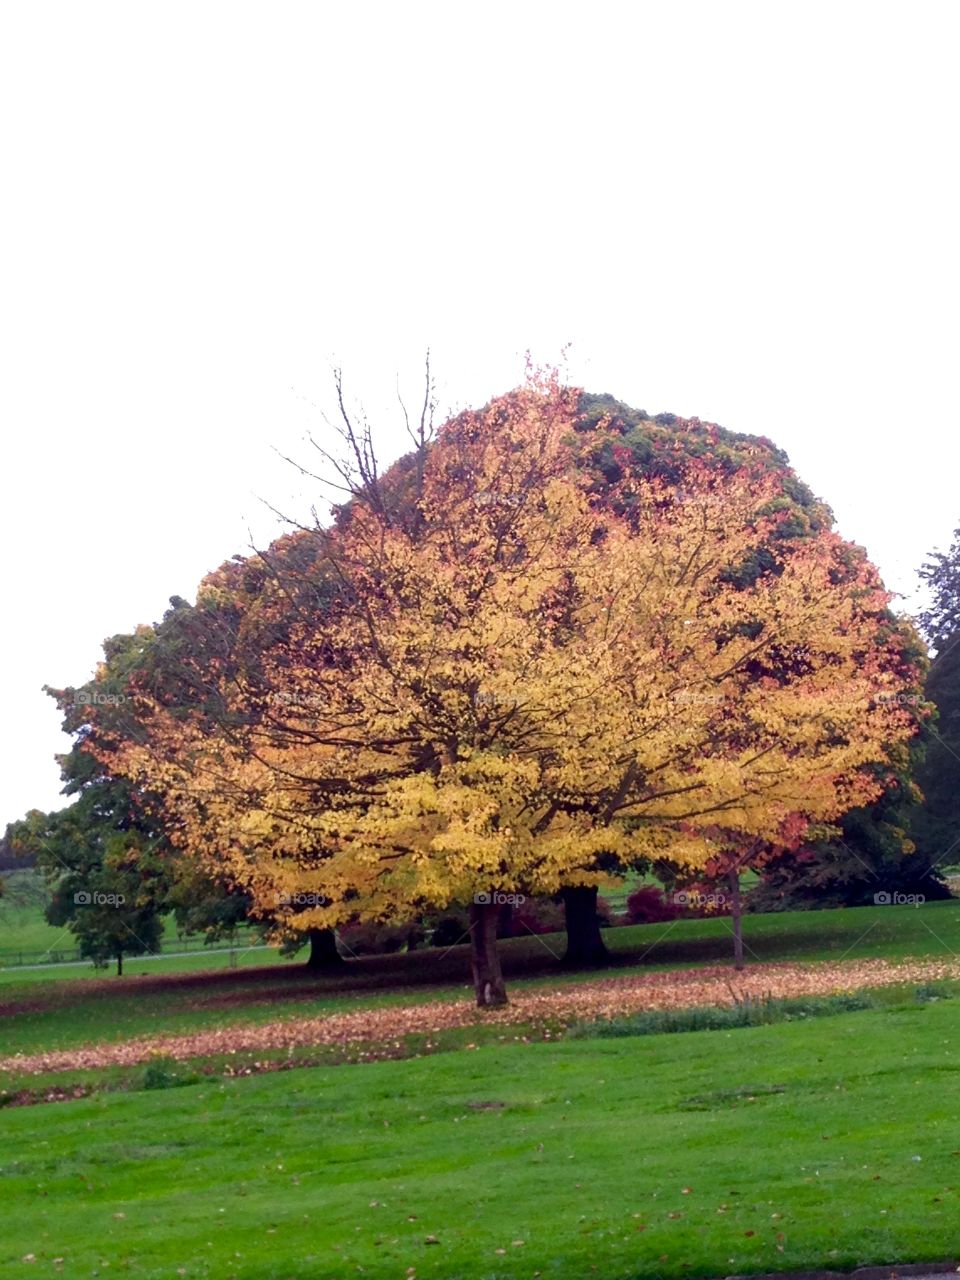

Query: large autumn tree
[86,376,923,1004]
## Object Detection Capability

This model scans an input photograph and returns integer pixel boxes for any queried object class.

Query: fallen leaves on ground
[2,957,956,1077]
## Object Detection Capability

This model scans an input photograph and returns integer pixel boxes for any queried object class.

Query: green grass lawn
[0,943,297,984]
[4,901,960,1061]
[3,997,960,1279]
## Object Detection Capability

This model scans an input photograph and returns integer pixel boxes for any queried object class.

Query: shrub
[625,885,682,924]
[512,899,566,935]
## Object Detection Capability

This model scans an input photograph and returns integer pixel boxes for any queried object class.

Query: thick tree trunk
[116,951,123,977]
[562,886,610,967]
[730,871,744,971]
[305,927,345,970]
[469,900,508,1006]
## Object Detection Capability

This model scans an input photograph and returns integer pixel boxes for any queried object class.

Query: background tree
[0,809,46,871]
[753,746,951,909]
[913,646,960,869]
[45,596,349,969]
[919,524,960,651]
[912,525,960,872]
[43,826,165,975]
[750,619,948,910]
[10,792,167,975]
[163,859,258,947]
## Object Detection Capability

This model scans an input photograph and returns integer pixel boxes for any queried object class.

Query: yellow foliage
[98,381,924,932]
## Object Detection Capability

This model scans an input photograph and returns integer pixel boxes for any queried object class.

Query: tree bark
[305,927,345,970]
[730,871,744,971]
[561,886,610,967]
[469,900,508,1006]
[116,951,123,977]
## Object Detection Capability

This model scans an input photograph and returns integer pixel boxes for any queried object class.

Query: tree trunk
[730,871,744,971]
[469,900,508,1006]
[116,951,123,977]
[305,927,345,970]
[562,886,610,967]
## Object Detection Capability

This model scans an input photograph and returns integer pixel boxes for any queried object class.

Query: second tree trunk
[562,885,610,967]
[305,927,345,970]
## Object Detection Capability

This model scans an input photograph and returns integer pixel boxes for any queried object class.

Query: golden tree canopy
[92,379,925,935]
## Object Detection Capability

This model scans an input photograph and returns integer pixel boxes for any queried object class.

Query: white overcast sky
[1,1,957,824]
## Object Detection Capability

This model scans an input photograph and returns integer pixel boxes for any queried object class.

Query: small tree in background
[914,525,960,870]
[9,797,168,975]
[44,829,164,975]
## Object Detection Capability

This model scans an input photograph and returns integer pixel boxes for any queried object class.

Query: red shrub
[625,886,682,924]
[512,899,566,935]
